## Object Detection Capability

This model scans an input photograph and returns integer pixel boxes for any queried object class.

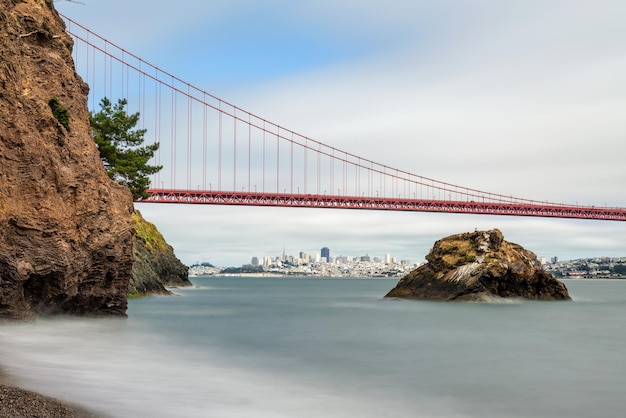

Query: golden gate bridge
[62,14,625,222]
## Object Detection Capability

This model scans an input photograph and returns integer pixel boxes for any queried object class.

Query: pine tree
[89,97,162,200]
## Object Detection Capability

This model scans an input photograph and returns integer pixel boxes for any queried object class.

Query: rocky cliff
[0,0,135,319]
[129,211,190,297]
[385,229,570,302]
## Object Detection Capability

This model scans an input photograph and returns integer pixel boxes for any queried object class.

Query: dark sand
[0,369,104,418]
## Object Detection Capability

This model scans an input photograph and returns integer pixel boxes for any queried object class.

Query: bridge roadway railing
[138,189,626,221]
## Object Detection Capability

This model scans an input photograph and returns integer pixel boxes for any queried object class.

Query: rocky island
[385,229,570,302]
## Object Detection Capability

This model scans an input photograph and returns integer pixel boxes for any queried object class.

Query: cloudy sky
[56,1,626,266]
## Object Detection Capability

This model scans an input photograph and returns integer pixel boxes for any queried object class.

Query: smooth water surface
[1,278,625,417]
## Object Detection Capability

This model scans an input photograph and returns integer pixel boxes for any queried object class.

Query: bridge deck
[139,190,626,221]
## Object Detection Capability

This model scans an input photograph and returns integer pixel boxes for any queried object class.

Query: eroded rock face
[385,229,570,302]
[0,0,135,319]
[129,211,190,297]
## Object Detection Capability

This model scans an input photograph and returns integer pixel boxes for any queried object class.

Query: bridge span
[140,189,626,221]
[61,14,626,222]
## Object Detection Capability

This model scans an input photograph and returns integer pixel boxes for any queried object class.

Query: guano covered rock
[385,229,570,302]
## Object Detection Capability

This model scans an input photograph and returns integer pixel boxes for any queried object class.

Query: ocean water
[1,277,626,417]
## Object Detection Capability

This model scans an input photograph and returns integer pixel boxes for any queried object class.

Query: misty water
[1,277,625,417]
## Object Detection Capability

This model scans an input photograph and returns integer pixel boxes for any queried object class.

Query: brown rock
[385,229,570,301]
[0,0,134,319]
[129,210,191,296]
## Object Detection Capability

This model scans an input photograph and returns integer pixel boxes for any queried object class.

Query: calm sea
[1,277,625,417]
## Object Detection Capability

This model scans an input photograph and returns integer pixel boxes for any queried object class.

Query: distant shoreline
[209,272,286,278]
[192,274,626,280]
[562,276,626,280]
[191,273,398,278]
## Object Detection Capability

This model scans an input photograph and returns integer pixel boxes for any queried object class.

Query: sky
[56,0,626,267]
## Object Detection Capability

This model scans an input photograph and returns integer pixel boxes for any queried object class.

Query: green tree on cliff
[89,97,162,200]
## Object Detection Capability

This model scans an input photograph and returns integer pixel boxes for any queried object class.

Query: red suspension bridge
[62,15,625,222]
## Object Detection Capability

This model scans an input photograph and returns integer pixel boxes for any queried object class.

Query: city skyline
[194,245,410,268]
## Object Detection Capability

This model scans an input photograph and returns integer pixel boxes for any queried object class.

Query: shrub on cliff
[89,97,162,200]
[48,97,70,131]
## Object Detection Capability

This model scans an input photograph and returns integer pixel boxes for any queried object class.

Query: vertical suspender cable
[356,158,360,197]
[103,43,107,103]
[109,44,112,100]
[70,21,76,68]
[396,169,399,199]
[248,114,251,192]
[429,180,437,200]
[317,144,321,195]
[121,51,124,102]
[330,149,334,195]
[218,102,222,191]
[203,93,207,190]
[276,127,280,193]
[154,72,160,188]
[91,34,95,110]
[233,108,237,192]
[126,60,130,110]
[343,153,347,196]
[171,76,176,189]
[302,137,309,194]
[138,62,143,130]
[405,175,408,201]
[367,162,374,197]
[262,121,266,193]
[73,21,79,79]
[83,30,87,102]
[187,87,192,190]
[383,167,386,198]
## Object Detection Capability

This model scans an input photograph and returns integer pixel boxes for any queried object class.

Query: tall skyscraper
[321,247,330,263]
